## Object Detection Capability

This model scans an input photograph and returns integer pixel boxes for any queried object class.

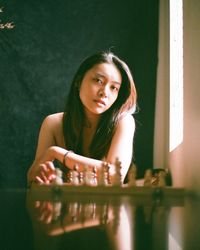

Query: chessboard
[29,183,185,208]
[30,182,184,196]
[29,162,185,204]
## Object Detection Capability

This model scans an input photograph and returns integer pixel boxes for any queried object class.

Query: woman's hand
[28,147,57,184]
[34,161,56,184]
[34,200,62,224]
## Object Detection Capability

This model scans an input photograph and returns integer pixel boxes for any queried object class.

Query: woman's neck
[84,111,100,130]
[82,113,100,157]
[84,117,99,131]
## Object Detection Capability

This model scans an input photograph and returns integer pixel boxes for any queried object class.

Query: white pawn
[68,170,73,184]
[87,166,97,186]
[71,164,80,186]
[52,168,63,185]
[112,157,122,186]
[144,169,152,187]
[83,165,96,186]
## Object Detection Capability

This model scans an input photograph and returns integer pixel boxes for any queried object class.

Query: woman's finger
[45,161,56,172]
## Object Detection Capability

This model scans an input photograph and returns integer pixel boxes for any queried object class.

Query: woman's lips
[94,99,106,106]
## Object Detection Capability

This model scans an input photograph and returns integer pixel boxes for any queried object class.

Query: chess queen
[27,51,137,185]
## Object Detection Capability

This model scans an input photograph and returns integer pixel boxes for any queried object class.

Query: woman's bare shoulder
[42,112,64,130]
[118,114,135,129]
[45,112,64,122]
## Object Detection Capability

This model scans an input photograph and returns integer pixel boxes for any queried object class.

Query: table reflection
[1,188,200,250]
[27,194,134,250]
[26,190,190,250]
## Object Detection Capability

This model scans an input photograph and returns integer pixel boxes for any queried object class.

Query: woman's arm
[27,114,62,183]
[105,114,135,181]
[50,114,135,181]
[28,114,135,184]
[47,115,135,180]
[27,113,105,183]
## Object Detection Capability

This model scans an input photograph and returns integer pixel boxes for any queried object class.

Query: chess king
[27,51,137,185]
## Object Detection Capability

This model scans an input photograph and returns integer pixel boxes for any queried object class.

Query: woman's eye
[111,86,119,91]
[94,78,103,84]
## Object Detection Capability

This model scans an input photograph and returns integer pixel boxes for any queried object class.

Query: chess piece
[83,165,96,186]
[79,171,84,185]
[127,163,137,186]
[52,168,63,185]
[112,157,122,186]
[98,162,109,186]
[71,164,80,186]
[68,170,73,184]
[104,162,111,184]
[92,167,98,186]
[144,169,152,187]
[157,170,166,187]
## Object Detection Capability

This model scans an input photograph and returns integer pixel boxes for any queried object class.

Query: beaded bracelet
[63,150,73,168]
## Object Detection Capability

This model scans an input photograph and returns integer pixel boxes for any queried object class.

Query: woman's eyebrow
[95,73,121,85]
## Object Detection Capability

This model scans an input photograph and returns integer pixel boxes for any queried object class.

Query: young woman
[27,51,137,185]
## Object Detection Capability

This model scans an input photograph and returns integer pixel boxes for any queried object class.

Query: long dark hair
[63,51,137,159]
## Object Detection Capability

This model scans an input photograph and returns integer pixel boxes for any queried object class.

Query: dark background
[0,0,159,187]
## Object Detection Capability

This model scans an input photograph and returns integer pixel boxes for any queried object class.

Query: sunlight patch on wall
[168,233,182,250]
[169,0,183,152]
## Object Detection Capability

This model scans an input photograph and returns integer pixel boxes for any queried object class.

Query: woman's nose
[98,86,108,98]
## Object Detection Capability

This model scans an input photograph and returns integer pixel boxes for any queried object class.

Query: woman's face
[79,63,122,117]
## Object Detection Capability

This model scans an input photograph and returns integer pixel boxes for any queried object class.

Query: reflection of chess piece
[52,168,63,185]
[127,164,137,186]
[144,169,152,187]
[143,206,153,224]
[52,202,62,221]
[68,202,79,222]
[110,205,120,233]
[100,204,109,225]
[84,203,96,219]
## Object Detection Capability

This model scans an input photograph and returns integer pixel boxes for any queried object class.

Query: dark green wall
[0,0,159,187]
